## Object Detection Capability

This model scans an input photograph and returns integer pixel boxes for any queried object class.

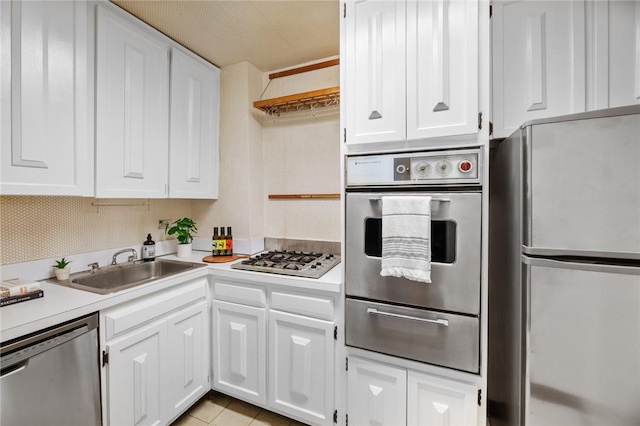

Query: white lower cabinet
[212,300,266,406]
[211,276,336,426]
[347,356,407,426]
[269,310,335,426]
[107,320,165,426]
[102,277,209,426]
[347,357,478,426]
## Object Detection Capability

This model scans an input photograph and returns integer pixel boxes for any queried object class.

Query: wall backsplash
[0,196,191,265]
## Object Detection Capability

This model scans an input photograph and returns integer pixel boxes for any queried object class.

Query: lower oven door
[345,191,482,315]
[346,298,480,373]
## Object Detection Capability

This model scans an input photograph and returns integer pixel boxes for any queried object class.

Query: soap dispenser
[142,234,156,262]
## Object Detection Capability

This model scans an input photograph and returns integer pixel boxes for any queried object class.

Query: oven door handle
[366,308,449,326]
[369,197,451,203]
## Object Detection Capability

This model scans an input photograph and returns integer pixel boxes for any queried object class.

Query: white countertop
[0,251,342,344]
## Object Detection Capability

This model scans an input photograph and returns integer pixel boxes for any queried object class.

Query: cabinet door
[607,1,640,109]
[106,321,166,426]
[166,300,209,420]
[213,300,266,406]
[96,5,169,198]
[1,0,92,196]
[169,48,220,199]
[407,0,478,139]
[347,357,407,426]
[492,0,586,138]
[269,310,334,426]
[407,371,477,426]
[344,0,406,145]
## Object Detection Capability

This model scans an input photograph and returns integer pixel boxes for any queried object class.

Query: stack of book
[0,278,44,307]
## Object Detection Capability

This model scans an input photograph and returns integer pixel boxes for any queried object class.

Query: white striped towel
[380,195,432,283]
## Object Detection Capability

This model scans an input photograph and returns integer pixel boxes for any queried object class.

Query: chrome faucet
[111,248,138,265]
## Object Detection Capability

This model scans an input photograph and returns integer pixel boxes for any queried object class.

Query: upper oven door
[345,191,481,315]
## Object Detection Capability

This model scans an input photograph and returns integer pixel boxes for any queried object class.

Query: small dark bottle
[142,234,156,262]
[226,227,233,256]
[219,225,227,256]
[212,227,219,256]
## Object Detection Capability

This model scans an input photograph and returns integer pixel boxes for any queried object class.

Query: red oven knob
[459,160,473,173]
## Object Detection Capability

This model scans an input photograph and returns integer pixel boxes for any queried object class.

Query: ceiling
[110,0,340,72]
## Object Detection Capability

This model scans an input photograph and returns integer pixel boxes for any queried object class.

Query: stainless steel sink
[68,260,205,294]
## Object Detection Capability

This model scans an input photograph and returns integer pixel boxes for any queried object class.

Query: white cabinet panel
[1,0,92,195]
[96,5,169,198]
[345,0,406,144]
[169,48,220,199]
[213,300,266,406]
[407,371,477,426]
[347,357,407,426]
[269,310,334,426]
[407,0,478,139]
[608,1,640,109]
[107,320,165,426]
[167,300,209,420]
[492,0,586,138]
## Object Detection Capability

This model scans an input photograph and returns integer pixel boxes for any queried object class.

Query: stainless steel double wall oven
[345,148,483,373]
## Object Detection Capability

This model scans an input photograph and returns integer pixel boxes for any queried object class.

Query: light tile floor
[171,391,308,426]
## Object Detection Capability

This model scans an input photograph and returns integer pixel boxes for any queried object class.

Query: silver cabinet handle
[369,197,450,202]
[367,308,449,326]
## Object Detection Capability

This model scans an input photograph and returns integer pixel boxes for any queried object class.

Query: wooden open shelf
[253,86,340,115]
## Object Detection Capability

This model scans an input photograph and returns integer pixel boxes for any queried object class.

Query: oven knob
[396,164,407,174]
[414,160,431,178]
[459,160,473,173]
[435,160,452,176]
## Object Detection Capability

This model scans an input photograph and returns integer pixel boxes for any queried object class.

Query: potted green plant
[53,257,72,280]
[166,217,197,258]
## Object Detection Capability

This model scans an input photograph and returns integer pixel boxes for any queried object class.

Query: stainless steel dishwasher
[1,313,101,426]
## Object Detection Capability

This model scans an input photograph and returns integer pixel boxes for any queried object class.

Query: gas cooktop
[231,250,340,279]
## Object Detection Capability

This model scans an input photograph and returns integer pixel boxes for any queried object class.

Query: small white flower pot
[54,267,70,281]
[176,243,193,258]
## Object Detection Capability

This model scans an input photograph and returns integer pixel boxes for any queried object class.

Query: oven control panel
[347,148,481,186]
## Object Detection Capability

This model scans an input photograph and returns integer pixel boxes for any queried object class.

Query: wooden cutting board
[202,254,249,263]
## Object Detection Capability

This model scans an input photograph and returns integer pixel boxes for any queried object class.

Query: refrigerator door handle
[521,255,640,275]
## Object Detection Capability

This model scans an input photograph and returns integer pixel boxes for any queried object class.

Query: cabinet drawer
[214,281,266,308]
[104,278,206,340]
[271,292,334,320]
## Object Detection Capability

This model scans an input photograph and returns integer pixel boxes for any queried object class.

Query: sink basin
[68,260,205,294]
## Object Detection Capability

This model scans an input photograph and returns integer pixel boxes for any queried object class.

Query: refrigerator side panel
[488,131,524,426]
[523,257,640,426]
[525,113,640,258]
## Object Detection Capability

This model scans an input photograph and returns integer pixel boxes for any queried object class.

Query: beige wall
[0,196,190,265]
[0,58,341,265]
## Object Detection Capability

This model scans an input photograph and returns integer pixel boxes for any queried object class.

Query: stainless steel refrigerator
[488,106,640,426]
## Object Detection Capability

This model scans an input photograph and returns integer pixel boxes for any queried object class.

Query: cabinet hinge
[478,112,483,130]
[346,413,349,426]
[343,3,346,18]
[346,357,349,371]
[489,121,493,136]
[334,325,338,340]
[343,128,347,143]
[333,409,338,423]
[102,350,109,367]
[478,389,482,406]
[489,5,493,18]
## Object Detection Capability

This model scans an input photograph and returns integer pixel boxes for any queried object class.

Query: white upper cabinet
[95,5,169,198]
[595,1,640,110]
[345,0,406,145]
[407,0,478,139]
[493,0,640,139]
[0,0,92,196]
[169,48,220,199]
[343,0,479,146]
